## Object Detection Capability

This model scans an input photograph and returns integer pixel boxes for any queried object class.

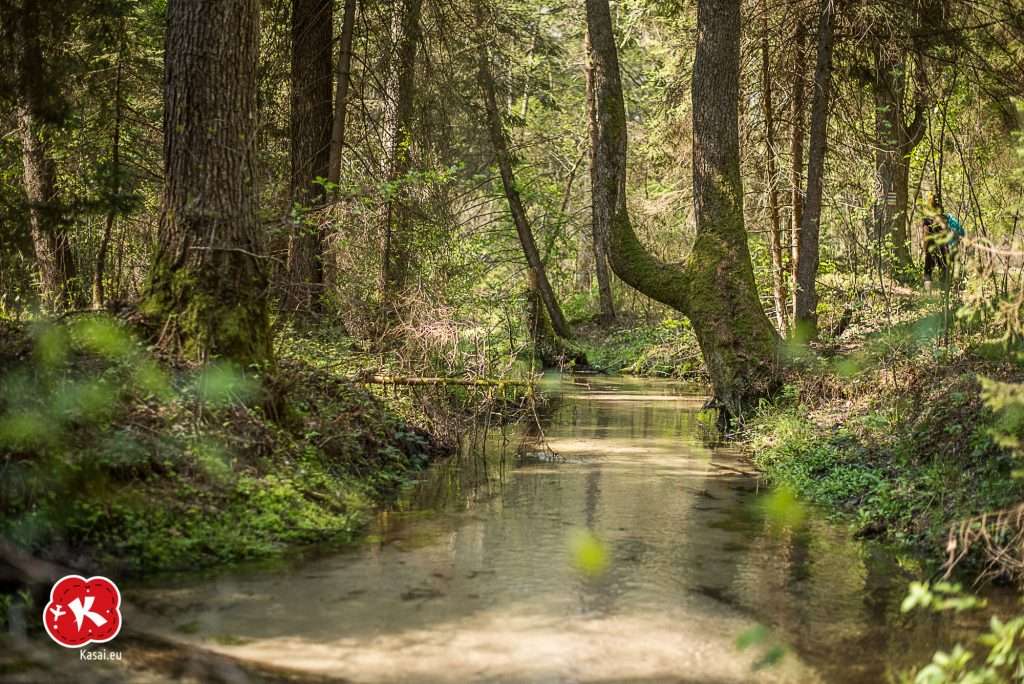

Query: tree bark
[474,17,572,340]
[793,0,835,339]
[586,0,780,416]
[585,33,616,323]
[14,0,77,311]
[872,40,926,277]
[380,0,422,298]
[761,2,788,334]
[93,31,124,310]
[790,19,807,324]
[284,0,334,312]
[145,0,273,367]
[327,0,357,190]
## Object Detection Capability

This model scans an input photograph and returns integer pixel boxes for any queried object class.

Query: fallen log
[348,374,531,387]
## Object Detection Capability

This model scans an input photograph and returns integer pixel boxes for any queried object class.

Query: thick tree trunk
[380,0,422,298]
[761,3,788,334]
[793,0,835,339]
[14,0,77,311]
[789,19,807,324]
[328,0,357,189]
[872,41,926,277]
[586,0,780,416]
[145,0,272,367]
[585,33,617,323]
[475,22,572,340]
[284,0,334,312]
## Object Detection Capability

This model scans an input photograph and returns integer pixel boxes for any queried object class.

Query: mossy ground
[745,286,1024,576]
[0,317,449,580]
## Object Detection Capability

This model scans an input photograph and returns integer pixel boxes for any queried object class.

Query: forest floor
[0,316,453,593]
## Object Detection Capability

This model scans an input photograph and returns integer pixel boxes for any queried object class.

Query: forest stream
[125,375,994,683]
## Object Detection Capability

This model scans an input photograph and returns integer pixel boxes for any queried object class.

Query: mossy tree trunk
[585,0,780,417]
[474,7,572,340]
[145,0,273,368]
[284,0,334,312]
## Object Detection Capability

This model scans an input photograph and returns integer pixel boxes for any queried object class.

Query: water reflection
[130,374,997,683]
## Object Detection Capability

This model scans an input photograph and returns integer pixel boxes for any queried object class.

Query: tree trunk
[793,0,835,339]
[380,0,422,298]
[790,19,807,324]
[14,0,77,311]
[585,33,616,323]
[145,0,273,367]
[474,16,572,340]
[585,0,780,416]
[872,40,926,277]
[327,0,357,190]
[761,2,787,334]
[284,0,334,312]
[93,31,124,310]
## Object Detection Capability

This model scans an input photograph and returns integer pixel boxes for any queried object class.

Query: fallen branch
[348,374,530,387]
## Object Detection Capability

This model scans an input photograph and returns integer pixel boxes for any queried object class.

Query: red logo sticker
[43,575,122,648]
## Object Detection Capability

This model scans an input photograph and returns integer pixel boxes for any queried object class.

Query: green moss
[747,372,1024,566]
[0,319,444,574]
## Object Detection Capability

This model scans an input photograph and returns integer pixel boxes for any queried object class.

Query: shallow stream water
[127,374,994,683]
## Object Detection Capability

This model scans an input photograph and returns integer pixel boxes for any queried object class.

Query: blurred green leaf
[569,528,609,576]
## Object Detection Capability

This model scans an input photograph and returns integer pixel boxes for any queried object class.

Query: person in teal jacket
[923,193,965,288]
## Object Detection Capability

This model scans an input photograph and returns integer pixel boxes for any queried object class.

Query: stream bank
[0,317,451,587]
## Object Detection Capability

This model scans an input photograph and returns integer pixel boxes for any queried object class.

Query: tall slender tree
[12,0,78,310]
[761,0,787,333]
[585,32,617,323]
[328,0,358,190]
[586,0,779,416]
[790,18,807,323]
[475,7,572,340]
[793,0,836,339]
[284,0,334,311]
[145,0,272,366]
[872,33,927,276]
[380,0,422,298]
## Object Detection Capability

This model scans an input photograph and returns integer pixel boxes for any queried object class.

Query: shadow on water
[123,373,1011,683]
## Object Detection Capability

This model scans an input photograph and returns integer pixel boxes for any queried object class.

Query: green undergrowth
[0,316,448,577]
[747,338,1024,573]
[572,313,704,377]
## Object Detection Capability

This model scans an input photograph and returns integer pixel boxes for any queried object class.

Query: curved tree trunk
[793,0,835,340]
[145,0,272,367]
[284,0,334,312]
[474,12,572,340]
[585,0,780,417]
